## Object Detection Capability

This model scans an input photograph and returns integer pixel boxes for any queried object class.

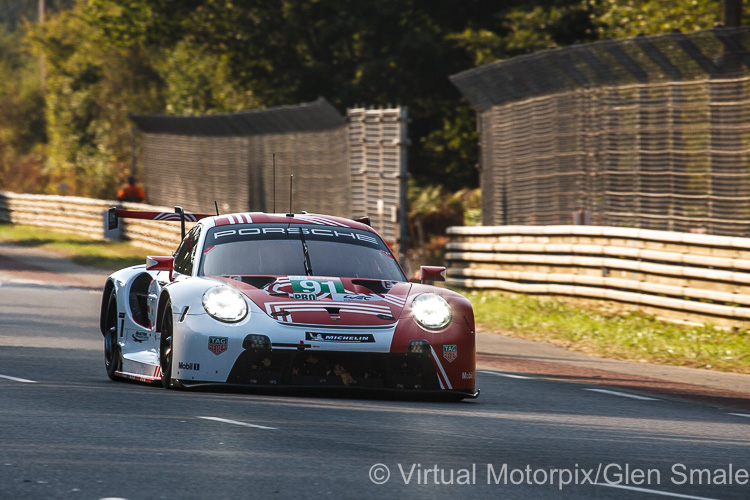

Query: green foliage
[0,24,46,192]
[0,0,74,29]
[25,0,497,193]
[450,1,599,65]
[421,102,478,189]
[407,184,480,266]
[594,0,720,38]
[470,291,750,373]
[157,40,259,115]
[26,6,164,197]
[1,0,741,196]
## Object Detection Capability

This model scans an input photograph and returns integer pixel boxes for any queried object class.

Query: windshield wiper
[299,228,313,276]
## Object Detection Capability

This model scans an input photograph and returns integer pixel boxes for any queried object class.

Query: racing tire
[160,300,175,389]
[103,290,121,380]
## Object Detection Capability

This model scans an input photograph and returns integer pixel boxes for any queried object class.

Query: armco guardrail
[446,225,750,328]
[0,192,186,253]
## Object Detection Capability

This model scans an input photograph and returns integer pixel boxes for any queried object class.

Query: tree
[28,1,495,191]
[594,0,720,38]
[26,5,165,197]
[19,0,746,198]
[0,24,46,192]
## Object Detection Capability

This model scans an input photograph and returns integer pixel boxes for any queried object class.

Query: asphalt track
[1,251,749,499]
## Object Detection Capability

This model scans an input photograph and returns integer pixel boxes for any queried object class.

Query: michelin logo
[305,332,375,343]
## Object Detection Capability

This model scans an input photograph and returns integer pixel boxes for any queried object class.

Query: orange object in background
[117,176,145,202]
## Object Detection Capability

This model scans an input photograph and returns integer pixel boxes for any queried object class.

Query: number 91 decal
[289,277,344,300]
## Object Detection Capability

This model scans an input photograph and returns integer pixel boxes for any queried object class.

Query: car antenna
[175,206,186,239]
[214,201,219,216]
[286,174,294,216]
[273,153,277,213]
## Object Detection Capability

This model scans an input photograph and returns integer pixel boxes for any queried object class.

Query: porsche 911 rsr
[100,208,478,400]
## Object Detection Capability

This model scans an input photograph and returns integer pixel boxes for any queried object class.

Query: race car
[99,207,478,400]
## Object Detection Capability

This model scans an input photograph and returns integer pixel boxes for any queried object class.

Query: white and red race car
[99,208,478,400]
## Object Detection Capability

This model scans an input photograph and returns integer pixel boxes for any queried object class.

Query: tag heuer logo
[443,344,458,363]
[208,336,228,355]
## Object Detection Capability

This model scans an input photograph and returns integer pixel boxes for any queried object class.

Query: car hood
[213,275,411,326]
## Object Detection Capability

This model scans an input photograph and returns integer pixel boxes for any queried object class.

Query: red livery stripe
[116,209,212,223]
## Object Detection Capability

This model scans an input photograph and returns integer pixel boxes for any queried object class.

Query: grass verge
[0,223,150,270]
[467,290,750,374]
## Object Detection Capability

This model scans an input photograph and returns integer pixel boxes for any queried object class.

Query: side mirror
[147,256,174,281]
[419,266,446,284]
[352,216,371,226]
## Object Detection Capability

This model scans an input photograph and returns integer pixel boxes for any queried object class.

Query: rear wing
[107,206,213,239]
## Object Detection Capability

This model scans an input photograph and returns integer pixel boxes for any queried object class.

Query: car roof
[205,212,375,232]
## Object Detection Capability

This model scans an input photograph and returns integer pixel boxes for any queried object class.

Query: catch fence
[451,26,750,237]
[130,98,408,253]
[130,98,349,218]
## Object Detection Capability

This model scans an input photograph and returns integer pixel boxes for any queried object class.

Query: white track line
[477,370,533,380]
[198,416,277,430]
[0,374,37,383]
[728,413,750,419]
[479,371,662,400]
[596,482,719,500]
[584,388,659,401]
[7,278,45,285]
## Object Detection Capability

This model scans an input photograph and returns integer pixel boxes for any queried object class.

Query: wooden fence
[446,225,750,328]
[0,192,185,253]
[4,191,750,327]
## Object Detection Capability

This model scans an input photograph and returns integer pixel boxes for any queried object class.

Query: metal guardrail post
[397,107,410,271]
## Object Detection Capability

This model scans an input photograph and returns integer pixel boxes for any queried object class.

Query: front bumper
[174,346,478,400]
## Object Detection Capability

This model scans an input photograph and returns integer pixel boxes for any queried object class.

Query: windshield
[200,223,406,281]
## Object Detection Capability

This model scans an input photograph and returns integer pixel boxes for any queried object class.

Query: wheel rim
[162,335,172,371]
[105,327,115,366]
[104,293,118,370]
[160,304,173,377]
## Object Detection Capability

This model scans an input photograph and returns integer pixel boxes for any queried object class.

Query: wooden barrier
[446,225,750,328]
[4,191,750,327]
[0,192,189,253]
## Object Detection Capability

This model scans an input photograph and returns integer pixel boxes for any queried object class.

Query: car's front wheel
[159,300,175,389]
[103,290,121,380]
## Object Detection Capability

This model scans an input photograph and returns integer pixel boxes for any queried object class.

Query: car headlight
[412,293,452,330]
[202,286,248,322]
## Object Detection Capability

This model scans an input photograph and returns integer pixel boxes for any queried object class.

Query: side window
[173,224,202,276]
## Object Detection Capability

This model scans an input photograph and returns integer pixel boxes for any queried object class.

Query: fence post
[397,107,410,270]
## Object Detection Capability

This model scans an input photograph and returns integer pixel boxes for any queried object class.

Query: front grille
[227,349,440,390]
